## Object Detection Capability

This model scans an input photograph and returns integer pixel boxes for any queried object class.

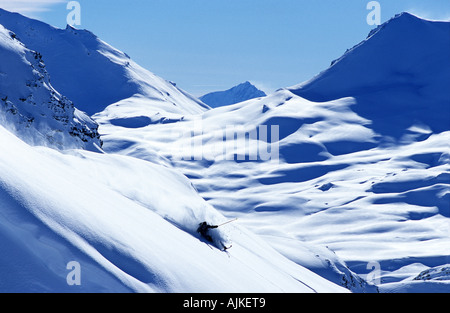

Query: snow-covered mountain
[200,81,267,108]
[0,9,350,293]
[0,23,100,150]
[95,13,450,293]
[0,8,448,293]
[0,8,209,117]
[289,12,450,139]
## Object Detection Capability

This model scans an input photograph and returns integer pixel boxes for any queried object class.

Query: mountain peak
[366,11,432,39]
[393,11,420,20]
[288,13,450,137]
[289,12,450,100]
[0,8,208,116]
[240,81,253,86]
[200,81,267,108]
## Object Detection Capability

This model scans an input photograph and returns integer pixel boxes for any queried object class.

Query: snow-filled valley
[0,9,449,293]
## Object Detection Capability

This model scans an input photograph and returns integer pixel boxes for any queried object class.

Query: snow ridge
[0,8,209,117]
[0,24,101,150]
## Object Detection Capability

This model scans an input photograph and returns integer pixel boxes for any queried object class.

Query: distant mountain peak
[200,81,267,108]
[240,81,253,86]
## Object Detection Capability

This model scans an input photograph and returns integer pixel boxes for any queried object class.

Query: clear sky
[2,0,450,96]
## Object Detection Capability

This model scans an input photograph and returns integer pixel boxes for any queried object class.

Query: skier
[197,222,218,243]
[197,219,237,250]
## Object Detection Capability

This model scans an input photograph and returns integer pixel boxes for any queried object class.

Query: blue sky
[3,0,450,96]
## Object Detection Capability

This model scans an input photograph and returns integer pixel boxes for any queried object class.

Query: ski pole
[217,218,238,228]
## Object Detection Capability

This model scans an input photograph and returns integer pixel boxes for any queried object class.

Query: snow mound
[378,264,450,293]
[414,265,450,282]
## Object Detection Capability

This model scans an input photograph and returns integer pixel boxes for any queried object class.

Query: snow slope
[200,81,267,108]
[0,23,100,150]
[0,9,209,117]
[0,123,347,293]
[94,13,450,292]
[1,9,448,293]
[0,10,351,293]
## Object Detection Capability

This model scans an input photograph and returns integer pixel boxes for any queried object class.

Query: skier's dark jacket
[197,222,218,242]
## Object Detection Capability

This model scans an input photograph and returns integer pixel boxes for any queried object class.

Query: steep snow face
[0,24,101,150]
[95,13,450,292]
[200,81,267,108]
[0,124,347,293]
[0,9,209,116]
